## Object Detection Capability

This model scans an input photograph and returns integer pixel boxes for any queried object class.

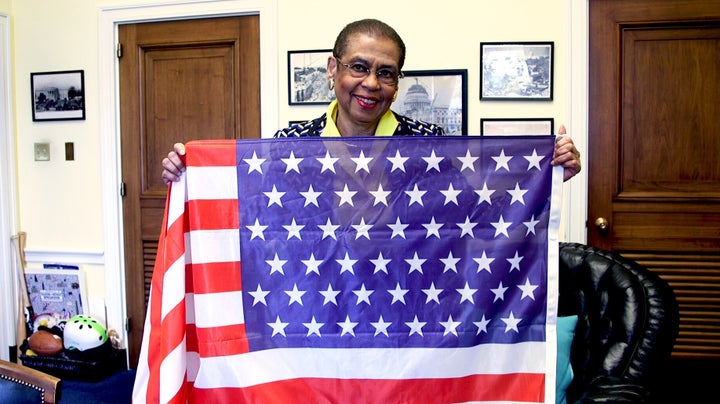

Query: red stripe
[185,140,237,167]
[186,199,238,231]
[188,373,545,403]
[193,324,250,357]
[187,261,242,294]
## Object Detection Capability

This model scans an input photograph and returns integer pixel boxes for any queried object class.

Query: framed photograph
[31,70,85,121]
[481,118,554,136]
[288,49,336,105]
[394,69,467,135]
[480,42,553,100]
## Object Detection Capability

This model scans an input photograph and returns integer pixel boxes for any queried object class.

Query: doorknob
[595,217,609,233]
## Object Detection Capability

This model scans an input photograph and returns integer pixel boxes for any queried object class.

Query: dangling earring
[328,78,335,90]
[392,90,398,102]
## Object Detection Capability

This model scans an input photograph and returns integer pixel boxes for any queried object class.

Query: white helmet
[63,315,108,351]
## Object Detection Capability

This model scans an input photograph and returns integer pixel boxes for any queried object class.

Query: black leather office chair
[0,359,61,404]
[558,242,679,403]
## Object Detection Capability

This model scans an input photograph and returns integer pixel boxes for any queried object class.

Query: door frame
[98,0,278,362]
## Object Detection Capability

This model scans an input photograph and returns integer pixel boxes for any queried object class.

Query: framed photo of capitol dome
[394,69,467,135]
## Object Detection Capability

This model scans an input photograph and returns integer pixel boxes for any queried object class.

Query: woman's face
[328,33,401,135]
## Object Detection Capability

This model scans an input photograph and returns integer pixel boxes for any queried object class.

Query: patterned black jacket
[274,112,445,138]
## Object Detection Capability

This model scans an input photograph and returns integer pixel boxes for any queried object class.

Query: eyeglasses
[335,57,404,85]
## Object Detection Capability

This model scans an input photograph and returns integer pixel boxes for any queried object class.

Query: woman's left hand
[552,124,582,182]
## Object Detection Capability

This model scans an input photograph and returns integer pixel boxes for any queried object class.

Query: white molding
[564,0,589,243]
[98,0,278,355]
[0,13,19,361]
[24,249,105,266]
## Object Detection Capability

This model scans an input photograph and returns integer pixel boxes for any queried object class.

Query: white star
[475,182,495,205]
[524,215,540,236]
[248,284,269,306]
[405,315,427,336]
[440,183,462,206]
[243,151,265,174]
[440,315,462,337]
[266,253,287,275]
[456,282,478,304]
[422,282,443,304]
[352,283,374,305]
[388,283,409,304]
[264,185,285,207]
[491,215,512,238]
[283,218,304,240]
[302,253,322,275]
[303,316,324,337]
[474,314,491,334]
[473,250,495,274]
[337,315,358,337]
[352,217,372,240]
[404,184,426,206]
[318,218,339,240]
[285,283,306,306]
[370,183,391,206]
[246,218,267,240]
[440,251,460,273]
[491,281,509,302]
[457,216,478,238]
[524,148,544,171]
[281,150,302,173]
[387,150,409,172]
[518,278,539,300]
[457,149,478,172]
[507,182,528,205]
[317,151,338,173]
[267,316,288,337]
[507,251,523,272]
[492,149,513,171]
[501,311,522,333]
[351,150,373,173]
[300,184,322,207]
[335,184,357,206]
[422,216,443,239]
[319,284,341,305]
[370,252,391,274]
[406,252,426,274]
[423,149,443,172]
[387,217,408,239]
[336,252,358,275]
[370,315,392,337]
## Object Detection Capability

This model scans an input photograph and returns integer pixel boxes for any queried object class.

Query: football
[27,329,64,356]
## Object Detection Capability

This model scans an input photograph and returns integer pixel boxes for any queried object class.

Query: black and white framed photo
[394,69,467,135]
[481,118,554,136]
[288,49,336,105]
[31,70,85,121]
[480,42,553,101]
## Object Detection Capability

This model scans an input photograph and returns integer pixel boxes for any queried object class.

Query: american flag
[133,136,562,403]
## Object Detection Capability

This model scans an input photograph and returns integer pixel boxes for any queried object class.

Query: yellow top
[321,100,397,137]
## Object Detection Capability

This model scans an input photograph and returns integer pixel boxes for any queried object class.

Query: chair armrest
[575,375,650,403]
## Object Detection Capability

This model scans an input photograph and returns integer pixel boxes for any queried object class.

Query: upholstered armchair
[0,359,61,404]
[558,242,679,403]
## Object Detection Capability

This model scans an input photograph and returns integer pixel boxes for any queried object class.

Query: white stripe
[161,254,187,320]
[186,229,240,264]
[192,291,245,327]
[193,342,545,388]
[159,335,187,403]
[131,287,154,403]
[186,166,238,200]
[167,173,187,230]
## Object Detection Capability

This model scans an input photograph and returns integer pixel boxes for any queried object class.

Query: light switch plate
[34,142,50,161]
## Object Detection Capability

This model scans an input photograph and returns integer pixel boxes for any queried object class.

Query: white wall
[1,0,588,359]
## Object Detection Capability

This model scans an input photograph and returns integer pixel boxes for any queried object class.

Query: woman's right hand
[161,143,187,185]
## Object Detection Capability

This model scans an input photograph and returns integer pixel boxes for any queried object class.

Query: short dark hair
[333,19,406,70]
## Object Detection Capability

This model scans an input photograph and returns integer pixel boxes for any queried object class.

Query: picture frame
[480,118,555,136]
[288,49,336,105]
[24,268,88,330]
[480,42,553,101]
[395,69,468,135]
[31,70,85,121]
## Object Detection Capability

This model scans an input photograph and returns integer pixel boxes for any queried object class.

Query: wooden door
[589,0,720,397]
[119,16,260,367]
